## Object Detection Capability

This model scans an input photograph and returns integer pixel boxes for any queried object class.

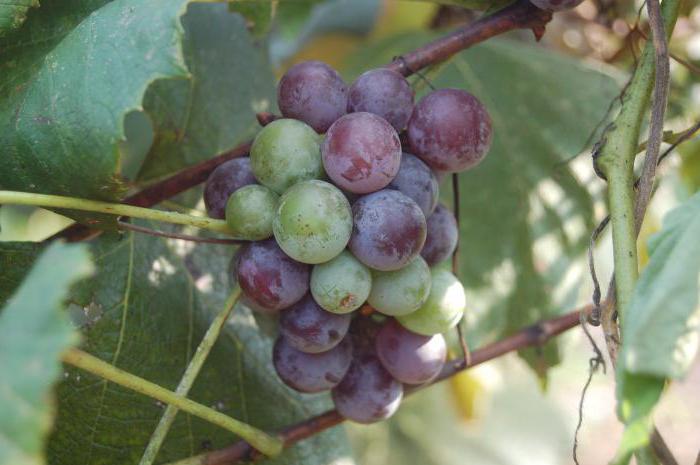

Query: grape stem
[161,305,593,465]
[138,287,243,465]
[0,190,234,235]
[61,347,283,457]
[52,0,553,242]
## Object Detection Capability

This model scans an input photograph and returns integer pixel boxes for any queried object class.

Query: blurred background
[2,1,699,464]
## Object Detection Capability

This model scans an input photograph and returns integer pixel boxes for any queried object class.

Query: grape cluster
[204,60,492,424]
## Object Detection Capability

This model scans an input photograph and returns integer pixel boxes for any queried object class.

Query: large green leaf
[613,191,700,464]
[137,3,276,181]
[0,0,274,223]
[0,242,93,465]
[0,0,38,37]
[47,228,351,465]
[344,35,619,373]
[0,242,42,306]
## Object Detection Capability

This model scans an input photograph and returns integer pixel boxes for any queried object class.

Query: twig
[117,221,243,245]
[162,306,592,465]
[650,429,679,465]
[451,173,471,366]
[138,287,242,465]
[61,348,283,457]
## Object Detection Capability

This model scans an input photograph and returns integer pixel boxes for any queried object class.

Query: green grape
[396,269,465,335]
[273,180,352,264]
[225,185,278,240]
[311,251,372,314]
[368,256,431,316]
[250,119,323,194]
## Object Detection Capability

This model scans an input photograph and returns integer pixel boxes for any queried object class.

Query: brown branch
[386,0,552,76]
[116,221,244,245]
[189,305,590,465]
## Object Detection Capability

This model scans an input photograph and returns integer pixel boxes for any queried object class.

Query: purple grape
[279,294,352,354]
[234,239,309,312]
[420,204,459,266]
[349,190,426,271]
[321,112,401,194]
[375,319,446,385]
[277,61,348,133]
[332,351,403,423]
[273,336,353,393]
[347,68,414,132]
[407,88,492,173]
[530,0,584,11]
[204,157,257,219]
[387,153,439,217]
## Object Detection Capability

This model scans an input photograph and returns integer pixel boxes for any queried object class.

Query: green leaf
[0,1,274,224]
[0,242,93,465]
[47,228,351,465]
[344,35,619,374]
[137,3,276,181]
[0,242,42,306]
[229,0,277,38]
[0,0,38,37]
[621,191,700,379]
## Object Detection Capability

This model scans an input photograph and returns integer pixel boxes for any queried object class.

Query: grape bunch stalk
[204,59,492,424]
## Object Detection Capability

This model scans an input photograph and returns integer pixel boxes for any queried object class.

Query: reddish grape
[203,157,256,219]
[273,336,353,393]
[321,112,401,194]
[277,61,347,133]
[407,88,492,173]
[279,294,352,354]
[349,190,426,271]
[387,153,439,217]
[530,0,584,11]
[375,319,446,385]
[420,204,459,266]
[347,68,414,131]
[234,239,309,312]
[332,351,403,423]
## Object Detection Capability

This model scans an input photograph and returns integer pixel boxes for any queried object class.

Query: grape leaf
[0,242,42,306]
[343,35,619,373]
[0,242,93,465]
[0,0,273,226]
[137,3,276,181]
[613,192,700,464]
[0,0,38,37]
[47,229,351,465]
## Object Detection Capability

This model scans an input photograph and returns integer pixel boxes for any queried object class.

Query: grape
[397,269,465,335]
[279,294,352,353]
[420,204,458,266]
[347,68,414,132]
[321,112,402,194]
[349,190,426,271]
[407,88,492,173]
[375,319,446,385]
[368,256,431,316]
[277,60,348,133]
[234,239,310,312]
[310,251,372,314]
[530,0,584,11]
[250,119,323,194]
[273,336,353,393]
[387,153,439,217]
[225,185,278,240]
[332,351,403,423]
[204,158,256,219]
[273,180,353,264]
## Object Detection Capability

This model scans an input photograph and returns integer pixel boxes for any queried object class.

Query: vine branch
[163,305,591,465]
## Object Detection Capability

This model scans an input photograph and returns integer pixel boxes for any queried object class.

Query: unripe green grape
[225,185,278,240]
[250,119,323,194]
[311,251,372,314]
[368,256,431,316]
[273,180,352,264]
[397,269,465,335]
